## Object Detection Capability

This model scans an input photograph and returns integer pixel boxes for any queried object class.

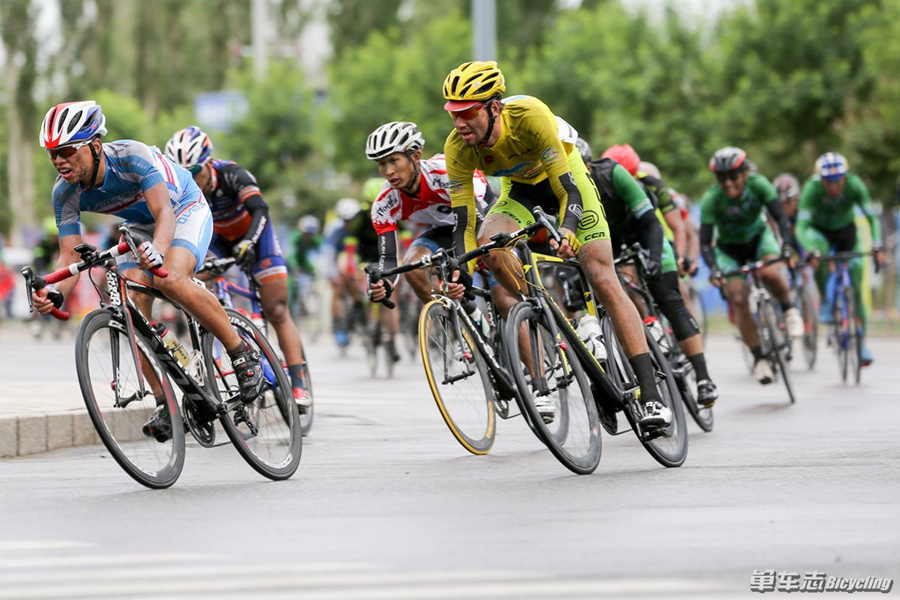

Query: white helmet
[298,215,320,234]
[39,101,107,149]
[336,198,362,220]
[639,161,661,179]
[164,126,213,171]
[365,122,425,161]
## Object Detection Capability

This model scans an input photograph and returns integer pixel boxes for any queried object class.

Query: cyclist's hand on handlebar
[138,241,164,271]
[550,228,580,259]
[445,269,468,300]
[32,285,62,316]
[709,268,725,288]
[234,240,256,270]
[874,244,886,267]
[368,278,392,302]
[646,254,663,280]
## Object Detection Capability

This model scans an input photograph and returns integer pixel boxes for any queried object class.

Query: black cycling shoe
[231,347,266,403]
[142,405,173,443]
[696,379,719,408]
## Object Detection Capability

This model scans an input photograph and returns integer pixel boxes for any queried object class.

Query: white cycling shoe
[753,358,774,385]
[639,401,672,429]
[532,388,556,424]
[784,307,804,338]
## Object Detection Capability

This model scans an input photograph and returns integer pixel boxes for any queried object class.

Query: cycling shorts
[117,198,213,274]
[715,225,780,278]
[209,220,287,284]
[486,149,610,247]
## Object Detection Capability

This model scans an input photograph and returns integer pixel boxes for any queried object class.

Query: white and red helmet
[164,126,214,170]
[39,101,107,149]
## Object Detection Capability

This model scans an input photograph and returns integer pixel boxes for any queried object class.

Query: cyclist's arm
[685,215,700,263]
[376,229,401,289]
[241,193,270,246]
[50,234,83,300]
[664,209,686,258]
[795,180,815,249]
[614,164,662,261]
[372,194,401,289]
[699,191,718,270]
[853,177,882,245]
[144,182,175,254]
[445,140,479,262]
[765,196,796,251]
[533,121,582,233]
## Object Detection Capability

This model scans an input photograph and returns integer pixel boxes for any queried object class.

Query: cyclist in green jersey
[587,152,719,407]
[700,147,804,385]
[796,153,884,365]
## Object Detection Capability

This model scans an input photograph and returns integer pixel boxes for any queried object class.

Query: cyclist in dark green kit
[699,147,803,385]
[796,152,884,366]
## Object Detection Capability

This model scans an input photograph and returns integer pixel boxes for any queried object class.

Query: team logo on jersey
[580,210,599,229]
[542,147,560,163]
[449,179,465,192]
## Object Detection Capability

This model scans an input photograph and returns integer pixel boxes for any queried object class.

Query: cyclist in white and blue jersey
[30,101,266,441]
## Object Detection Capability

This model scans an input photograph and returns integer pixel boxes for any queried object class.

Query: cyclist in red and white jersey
[364,121,494,305]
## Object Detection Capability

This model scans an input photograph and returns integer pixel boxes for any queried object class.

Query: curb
[0,410,107,458]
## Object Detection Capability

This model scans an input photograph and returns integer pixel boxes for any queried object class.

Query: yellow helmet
[442,61,506,111]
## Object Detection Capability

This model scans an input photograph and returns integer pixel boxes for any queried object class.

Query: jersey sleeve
[612,164,654,219]
[850,174,882,244]
[371,186,401,235]
[122,142,167,193]
[795,178,817,247]
[699,188,718,226]
[52,182,82,238]
[445,132,479,258]
[221,163,264,204]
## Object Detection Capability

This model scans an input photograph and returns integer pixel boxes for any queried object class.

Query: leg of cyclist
[756,226,803,338]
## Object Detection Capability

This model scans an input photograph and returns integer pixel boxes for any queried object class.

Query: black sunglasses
[716,170,743,183]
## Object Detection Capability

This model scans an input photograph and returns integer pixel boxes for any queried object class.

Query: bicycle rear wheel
[419,300,496,455]
[204,309,302,480]
[639,328,689,466]
[297,344,314,436]
[800,281,818,370]
[672,347,713,433]
[506,301,601,475]
[76,309,184,489]
[845,292,862,385]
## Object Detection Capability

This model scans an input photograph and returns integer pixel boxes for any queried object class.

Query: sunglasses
[46,140,91,160]
[716,170,743,183]
[448,102,486,121]
[188,163,204,176]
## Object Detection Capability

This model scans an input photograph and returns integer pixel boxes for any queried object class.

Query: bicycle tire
[688,282,708,342]
[506,301,601,475]
[76,309,185,489]
[297,344,314,437]
[672,346,714,433]
[760,299,796,404]
[203,309,302,480]
[419,300,496,455]
[801,282,818,370]
[845,291,862,385]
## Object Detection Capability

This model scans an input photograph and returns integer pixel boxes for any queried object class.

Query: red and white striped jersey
[371,154,490,235]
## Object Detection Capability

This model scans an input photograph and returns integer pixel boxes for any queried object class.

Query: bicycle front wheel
[845,291,862,385]
[760,300,796,404]
[639,327,689,467]
[672,347,713,433]
[800,282,818,370]
[506,301,601,475]
[419,300,496,455]
[204,309,302,480]
[76,309,185,489]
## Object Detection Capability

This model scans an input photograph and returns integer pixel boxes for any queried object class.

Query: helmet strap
[479,99,498,147]
[85,138,102,189]
[402,152,422,196]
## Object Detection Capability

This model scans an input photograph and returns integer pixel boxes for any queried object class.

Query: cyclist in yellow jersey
[442,61,671,430]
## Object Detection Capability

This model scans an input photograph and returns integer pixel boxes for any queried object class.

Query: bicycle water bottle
[152,322,190,367]
[576,315,606,362]
[468,307,492,339]
[643,316,670,354]
[250,312,266,334]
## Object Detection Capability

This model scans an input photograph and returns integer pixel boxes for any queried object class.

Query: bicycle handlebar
[22,227,168,320]
[363,207,558,309]
[805,249,882,274]
[720,255,790,279]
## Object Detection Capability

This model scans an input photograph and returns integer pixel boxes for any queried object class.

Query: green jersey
[796,173,881,245]
[700,173,778,245]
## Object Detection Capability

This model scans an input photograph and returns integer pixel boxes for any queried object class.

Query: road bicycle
[721,256,796,404]
[791,265,819,370]
[198,256,314,436]
[364,231,548,455]
[809,250,879,385]
[501,208,687,475]
[21,226,301,488]
[615,244,713,432]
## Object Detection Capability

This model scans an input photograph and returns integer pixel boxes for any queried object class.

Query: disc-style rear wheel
[76,309,184,489]
[204,309,302,480]
[419,300,496,455]
[506,301,601,475]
